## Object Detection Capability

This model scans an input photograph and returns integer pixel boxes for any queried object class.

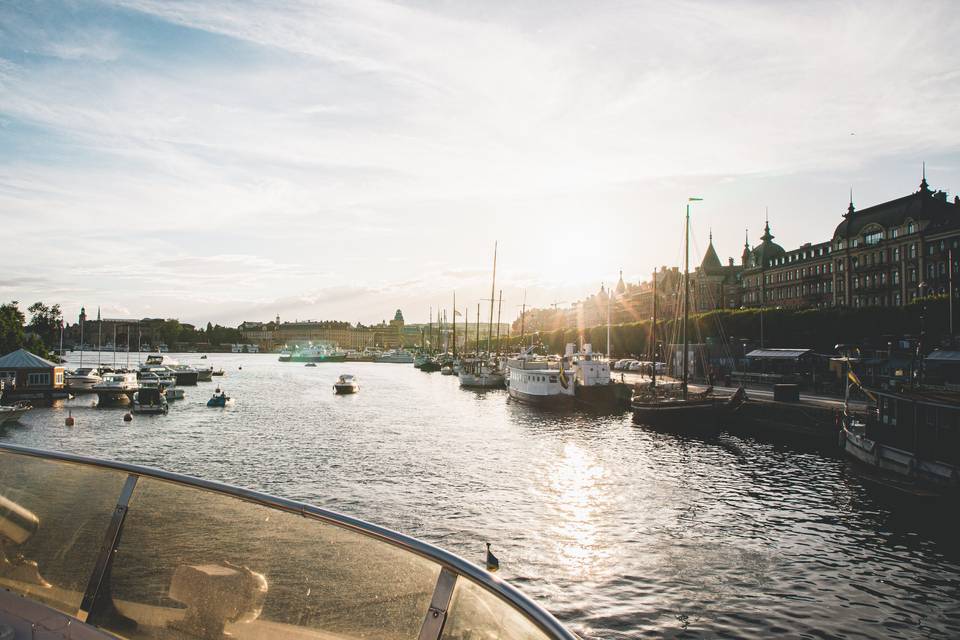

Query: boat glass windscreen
[0,447,568,640]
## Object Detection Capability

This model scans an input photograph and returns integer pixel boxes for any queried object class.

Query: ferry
[506,348,575,406]
[376,349,416,364]
[0,443,576,640]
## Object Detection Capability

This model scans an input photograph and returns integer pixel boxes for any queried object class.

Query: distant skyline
[2,1,959,326]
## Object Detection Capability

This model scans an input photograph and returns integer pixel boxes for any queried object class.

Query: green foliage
[498,297,949,356]
[27,301,62,348]
[0,301,48,356]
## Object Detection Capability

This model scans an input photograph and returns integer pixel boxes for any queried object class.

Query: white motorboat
[0,403,31,425]
[506,347,575,407]
[93,372,140,404]
[144,354,199,385]
[65,367,101,392]
[0,443,577,640]
[333,374,359,394]
[132,380,169,415]
[375,349,415,364]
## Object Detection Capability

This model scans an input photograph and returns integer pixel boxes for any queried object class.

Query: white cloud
[1,0,959,324]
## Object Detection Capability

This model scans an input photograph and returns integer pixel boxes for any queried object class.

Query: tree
[27,301,62,349]
[0,301,47,356]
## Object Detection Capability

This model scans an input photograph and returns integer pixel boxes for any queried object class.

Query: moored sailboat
[631,198,745,434]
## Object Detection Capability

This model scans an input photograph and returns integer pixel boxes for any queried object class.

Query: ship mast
[651,269,657,389]
[487,241,497,355]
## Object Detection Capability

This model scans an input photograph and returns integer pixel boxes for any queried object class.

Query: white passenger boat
[144,354,199,386]
[92,372,140,404]
[65,367,102,392]
[0,444,576,640]
[376,349,415,364]
[506,347,575,407]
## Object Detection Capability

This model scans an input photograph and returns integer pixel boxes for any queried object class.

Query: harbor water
[3,353,960,639]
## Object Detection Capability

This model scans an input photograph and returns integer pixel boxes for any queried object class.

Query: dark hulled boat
[631,199,745,434]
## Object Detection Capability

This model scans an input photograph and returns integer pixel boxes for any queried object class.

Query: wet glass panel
[0,451,129,614]
[96,477,440,640]
[440,578,551,640]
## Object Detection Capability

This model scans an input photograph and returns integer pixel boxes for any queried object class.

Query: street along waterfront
[2,353,959,639]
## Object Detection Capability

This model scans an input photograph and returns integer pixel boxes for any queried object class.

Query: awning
[745,349,811,360]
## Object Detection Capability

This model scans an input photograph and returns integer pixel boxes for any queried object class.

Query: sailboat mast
[476,304,481,354]
[452,292,457,358]
[495,289,502,356]
[520,291,526,347]
[606,288,611,357]
[487,241,497,355]
[97,307,102,366]
[682,203,690,397]
[652,269,657,388]
[79,312,85,369]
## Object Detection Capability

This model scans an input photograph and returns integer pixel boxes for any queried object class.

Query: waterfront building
[239,313,404,351]
[0,349,65,398]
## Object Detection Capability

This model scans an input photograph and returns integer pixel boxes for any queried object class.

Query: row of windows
[837,222,919,251]
[510,371,559,384]
[769,245,832,266]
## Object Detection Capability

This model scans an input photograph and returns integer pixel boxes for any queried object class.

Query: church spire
[919,161,930,194]
[761,208,774,242]
[846,188,855,217]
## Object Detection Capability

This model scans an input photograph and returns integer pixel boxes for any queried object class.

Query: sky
[1,0,959,327]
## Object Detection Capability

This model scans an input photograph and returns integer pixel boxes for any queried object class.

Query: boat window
[0,451,130,615]
[96,476,441,640]
[27,372,50,386]
[441,576,551,640]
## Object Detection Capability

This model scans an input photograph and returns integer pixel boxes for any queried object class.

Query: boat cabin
[870,388,960,467]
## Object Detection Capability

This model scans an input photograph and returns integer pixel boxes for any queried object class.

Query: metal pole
[79,313,84,369]
[97,308,102,367]
[452,292,457,358]
[682,203,690,396]
[652,269,658,388]
[520,291,526,347]
[59,321,64,361]
[496,290,502,356]
[950,248,954,337]
[476,304,480,354]
[113,324,117,368]
[488,242,497,355]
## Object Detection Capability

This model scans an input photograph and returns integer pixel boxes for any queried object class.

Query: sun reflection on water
[545,441,611,579]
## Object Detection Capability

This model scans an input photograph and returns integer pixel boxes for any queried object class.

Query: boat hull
[132,402,168,415]
[840,424,959,495]
[94,389,134,405]
[197,369,213,382]
[508,387,575,407]
[631,400,722,436]
[460,373,506,389]
[174,371,199,386]
[0,406,31,425]
[333,384,358,394]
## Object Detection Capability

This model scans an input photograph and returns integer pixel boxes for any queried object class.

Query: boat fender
[123,412,133,422]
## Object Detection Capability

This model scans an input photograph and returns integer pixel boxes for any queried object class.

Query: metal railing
[0,442,578,640]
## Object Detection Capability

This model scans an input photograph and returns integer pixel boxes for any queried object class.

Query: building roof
[746,348,811,360]
[925,350,960,362]
[0,348,58,369]
[833,181,959,240]
[700,234,723,272]
[750,220,786,267]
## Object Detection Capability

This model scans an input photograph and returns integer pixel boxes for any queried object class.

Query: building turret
[700,230,722,273]
[615,269,626,295]
[741,229,751,267]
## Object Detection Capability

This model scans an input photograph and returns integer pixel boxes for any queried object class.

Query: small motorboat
[207,387,232,407]
[305,363,317,367]
[200,354,208,359]
[0,402,31,425]
[333,374,359,394]
[132,383,169,415]
[197,367,214,382]
[211,369,225,376]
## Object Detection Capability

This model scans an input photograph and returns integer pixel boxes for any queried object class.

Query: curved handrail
[0,442,577,640]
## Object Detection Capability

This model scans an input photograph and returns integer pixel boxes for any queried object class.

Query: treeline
[497,296,953,356]
[0,300,246,358]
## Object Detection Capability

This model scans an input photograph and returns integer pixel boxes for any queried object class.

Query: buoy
[123,412,133,422]
[65,410,75,427]
[485,542,499,573]
[239,366,243,370]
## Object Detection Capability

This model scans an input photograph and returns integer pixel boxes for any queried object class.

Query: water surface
[3,353,959,638]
